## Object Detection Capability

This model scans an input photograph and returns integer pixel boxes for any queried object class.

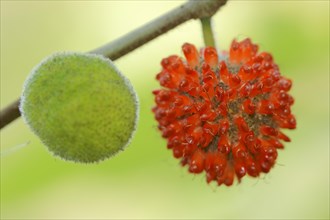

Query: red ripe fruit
[153,38,296,186]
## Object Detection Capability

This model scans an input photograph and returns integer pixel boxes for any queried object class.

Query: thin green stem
[200,17,216,48]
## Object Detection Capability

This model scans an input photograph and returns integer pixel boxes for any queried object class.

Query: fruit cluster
[153,39,296,186]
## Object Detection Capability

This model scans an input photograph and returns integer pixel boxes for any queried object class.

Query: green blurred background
[1,1,329,219]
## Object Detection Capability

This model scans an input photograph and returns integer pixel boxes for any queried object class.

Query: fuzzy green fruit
[20,52,139,163]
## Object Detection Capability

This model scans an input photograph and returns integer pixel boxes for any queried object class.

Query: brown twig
[0,0,227,130]
[0,99,20,129]
[90,0,227,59]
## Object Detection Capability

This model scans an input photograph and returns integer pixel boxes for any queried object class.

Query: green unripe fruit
[20,52,139,163]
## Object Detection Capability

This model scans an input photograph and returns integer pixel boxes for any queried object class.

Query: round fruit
[20,52,139,163]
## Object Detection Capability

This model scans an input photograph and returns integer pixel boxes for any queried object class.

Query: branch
[90,0,227,59]
[0,99,20,129]
[0,0,228,130]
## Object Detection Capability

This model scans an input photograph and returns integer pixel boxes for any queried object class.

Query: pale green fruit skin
[20,52,139,163]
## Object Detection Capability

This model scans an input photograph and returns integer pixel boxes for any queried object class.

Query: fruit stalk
[200,17,216,48]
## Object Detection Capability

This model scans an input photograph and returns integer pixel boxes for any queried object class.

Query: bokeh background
[1,1,329,219]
